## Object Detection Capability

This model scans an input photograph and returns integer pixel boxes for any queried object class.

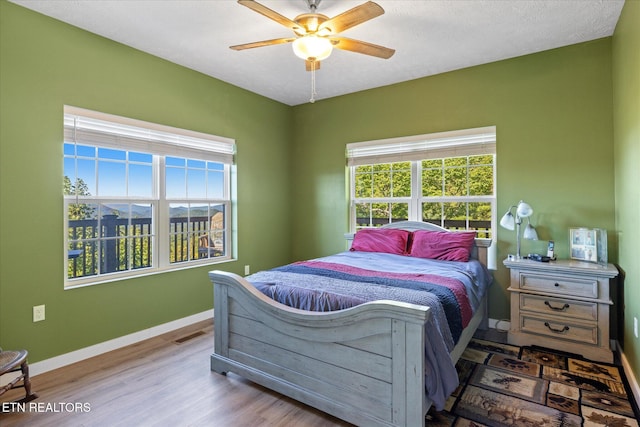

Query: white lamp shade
[523,222,538,240]
[500,211,515,230]
[292,36,333,61]
[516,201,533,218]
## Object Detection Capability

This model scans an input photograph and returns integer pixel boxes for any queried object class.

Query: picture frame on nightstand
[569,227,607,265]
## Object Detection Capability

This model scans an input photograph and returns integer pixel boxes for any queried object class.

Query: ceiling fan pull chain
[310,60,317,103]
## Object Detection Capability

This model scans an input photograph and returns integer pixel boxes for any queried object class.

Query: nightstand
[504,258,619,363]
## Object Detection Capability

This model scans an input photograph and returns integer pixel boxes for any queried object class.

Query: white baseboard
[488,318,510,332]
[27,309,213,378]
[618,343,640,410]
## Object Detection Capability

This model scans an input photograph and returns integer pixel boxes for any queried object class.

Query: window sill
[64,256,235,290]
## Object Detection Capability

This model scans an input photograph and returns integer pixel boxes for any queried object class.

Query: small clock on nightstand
[504,257,618,363]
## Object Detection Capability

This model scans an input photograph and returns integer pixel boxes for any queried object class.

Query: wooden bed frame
[208,222,491,427]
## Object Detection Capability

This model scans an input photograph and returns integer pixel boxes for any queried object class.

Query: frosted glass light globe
[292,36,333,61]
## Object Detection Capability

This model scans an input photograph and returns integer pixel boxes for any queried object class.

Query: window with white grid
[63,106,235,288]
[347,127,496,239]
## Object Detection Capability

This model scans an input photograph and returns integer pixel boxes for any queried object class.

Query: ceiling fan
[230,0,395,71]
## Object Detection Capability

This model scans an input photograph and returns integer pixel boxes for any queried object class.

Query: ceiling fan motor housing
[293,13,331,36]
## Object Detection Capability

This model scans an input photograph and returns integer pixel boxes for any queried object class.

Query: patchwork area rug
[427,339,640,426]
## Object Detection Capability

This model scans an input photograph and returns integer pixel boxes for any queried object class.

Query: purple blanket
[279,260,472,339]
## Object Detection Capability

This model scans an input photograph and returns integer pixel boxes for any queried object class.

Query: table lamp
[500,200,538,259]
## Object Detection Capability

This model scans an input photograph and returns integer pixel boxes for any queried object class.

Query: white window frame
[347,126,497,245]
[63,106,235,288]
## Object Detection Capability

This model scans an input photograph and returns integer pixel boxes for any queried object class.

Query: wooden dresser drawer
[520,273,598,298]
[520,294,597,321]
[520,314,598,345]
[505,258,618,363]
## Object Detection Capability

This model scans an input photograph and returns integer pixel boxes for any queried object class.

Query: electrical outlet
[244,265,250,275]
[634,317,638,339]
[33,305,45,322]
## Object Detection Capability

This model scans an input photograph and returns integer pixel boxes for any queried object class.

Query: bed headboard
[344,221,491,268]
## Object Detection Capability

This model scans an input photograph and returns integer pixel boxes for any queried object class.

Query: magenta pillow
[350,228,410,255]
[409,230,476,262]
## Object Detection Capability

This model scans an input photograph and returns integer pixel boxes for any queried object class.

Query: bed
[208,221,492,426]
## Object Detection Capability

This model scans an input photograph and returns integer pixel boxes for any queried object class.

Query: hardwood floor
[0,320,351,427]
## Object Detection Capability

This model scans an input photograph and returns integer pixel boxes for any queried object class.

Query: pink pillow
[409,230,476,262]
[350,228,410,255]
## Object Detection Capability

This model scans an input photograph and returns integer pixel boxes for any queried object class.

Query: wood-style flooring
[0,319,352,427]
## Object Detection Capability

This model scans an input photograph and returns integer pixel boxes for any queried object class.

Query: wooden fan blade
[238,0,303,33]
[230,37,296,51]
[318,1,384,35]
[330,37,395,59]
[305,60,321,71]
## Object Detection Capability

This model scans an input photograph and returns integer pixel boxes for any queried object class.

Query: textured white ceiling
[10,0,625,106]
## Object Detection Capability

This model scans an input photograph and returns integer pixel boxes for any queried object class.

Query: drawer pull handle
[545,301,570,311]
[554,282,560,287]
[544,322,570,334]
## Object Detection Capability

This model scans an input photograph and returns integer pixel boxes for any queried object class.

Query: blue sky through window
[64,143,153,197]
[64,143,225,200]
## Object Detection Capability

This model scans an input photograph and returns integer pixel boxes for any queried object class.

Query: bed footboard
[209,270,432,427]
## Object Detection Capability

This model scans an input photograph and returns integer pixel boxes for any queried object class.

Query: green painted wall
[291,38,616,324]
[613,0,640,383]
[1,0,633,386]
[0,1,293,362]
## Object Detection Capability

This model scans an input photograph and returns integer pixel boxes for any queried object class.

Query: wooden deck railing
[67,215,214,279]
[355,218,492,238]
[68,216,492,279]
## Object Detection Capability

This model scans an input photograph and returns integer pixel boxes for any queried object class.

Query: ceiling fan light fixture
[292,35,333,61]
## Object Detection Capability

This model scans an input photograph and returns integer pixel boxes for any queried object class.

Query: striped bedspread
[246,250,492,410]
